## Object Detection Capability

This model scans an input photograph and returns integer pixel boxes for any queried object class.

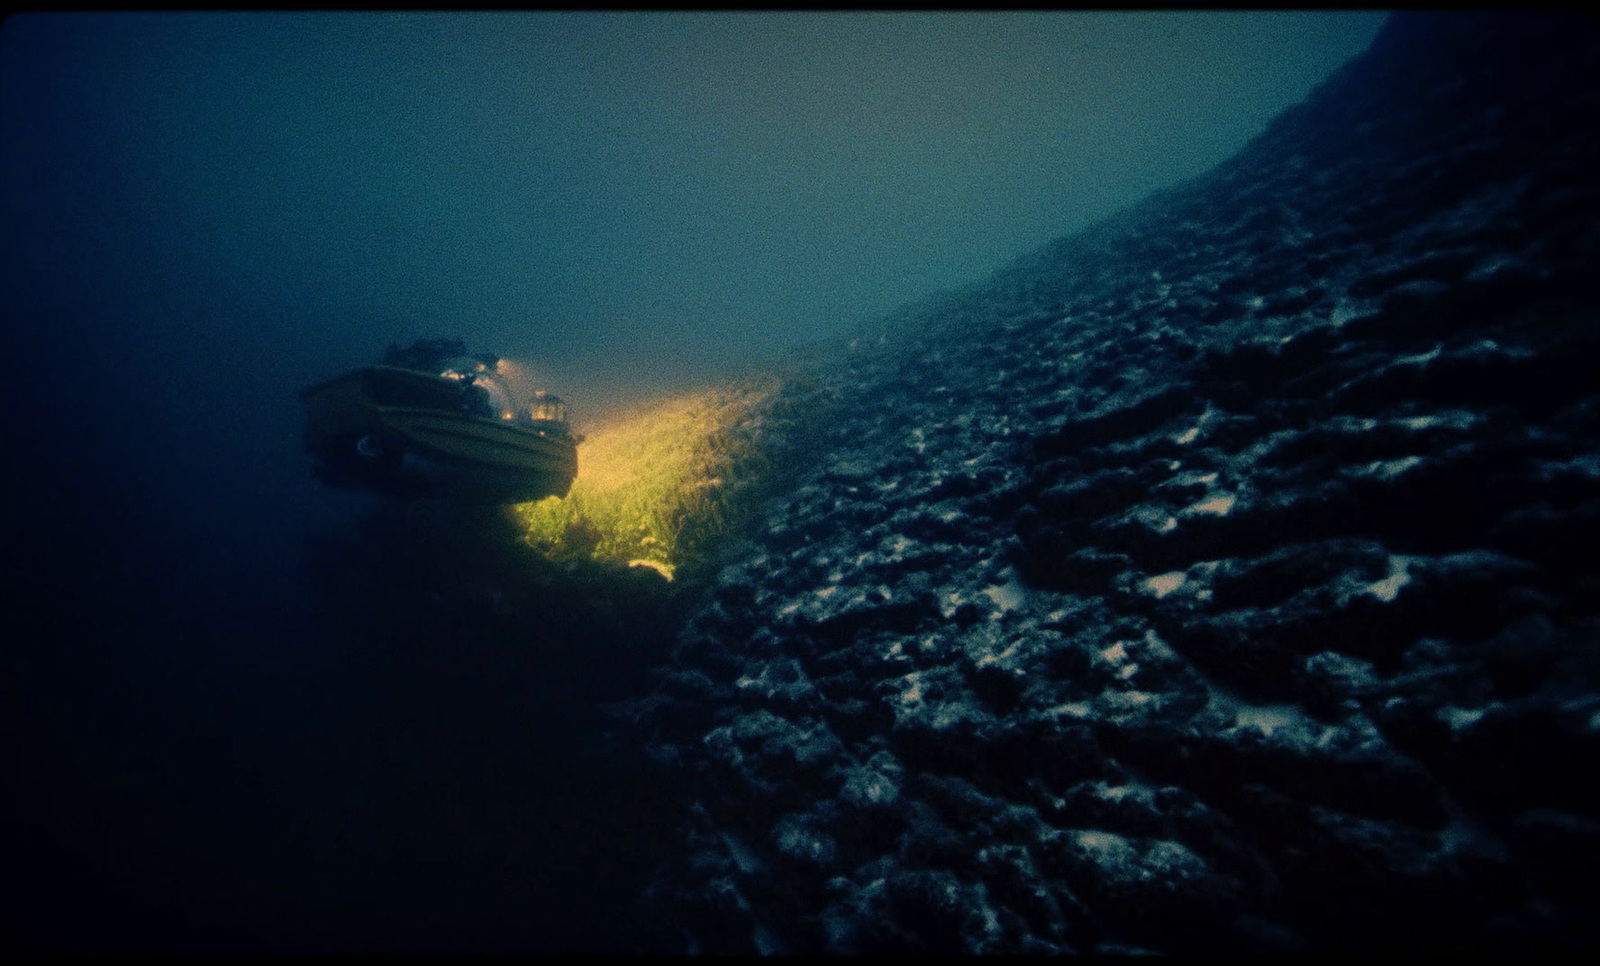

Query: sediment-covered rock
[626,12,1600,953]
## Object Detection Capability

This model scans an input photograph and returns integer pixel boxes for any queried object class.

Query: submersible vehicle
[301,340,579,503]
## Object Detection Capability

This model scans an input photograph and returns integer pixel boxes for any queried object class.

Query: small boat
[301,344,579,503]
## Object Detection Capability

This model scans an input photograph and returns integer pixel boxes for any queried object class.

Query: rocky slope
[621,12,1600,954]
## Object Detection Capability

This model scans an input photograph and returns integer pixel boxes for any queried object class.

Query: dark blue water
[0,286,675,952]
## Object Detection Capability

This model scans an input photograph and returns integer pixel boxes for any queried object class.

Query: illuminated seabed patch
[510,379,777,578]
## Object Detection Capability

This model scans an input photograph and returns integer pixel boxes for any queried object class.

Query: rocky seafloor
[618,12,1600,954]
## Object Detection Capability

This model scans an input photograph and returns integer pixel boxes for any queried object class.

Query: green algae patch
[510,378,779,578]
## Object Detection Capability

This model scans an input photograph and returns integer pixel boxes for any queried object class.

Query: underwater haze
[0,11,1386,954]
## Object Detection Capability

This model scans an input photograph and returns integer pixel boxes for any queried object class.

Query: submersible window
[474,376,517,421]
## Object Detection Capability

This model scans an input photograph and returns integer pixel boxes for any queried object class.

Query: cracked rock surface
[624,12,1600,954]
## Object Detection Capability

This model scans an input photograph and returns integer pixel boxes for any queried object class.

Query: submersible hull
[302,365,578,503]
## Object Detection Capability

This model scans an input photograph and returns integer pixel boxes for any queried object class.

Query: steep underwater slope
[626,11,1600,954]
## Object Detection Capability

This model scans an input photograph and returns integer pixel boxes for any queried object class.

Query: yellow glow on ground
[509,379,777,577]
